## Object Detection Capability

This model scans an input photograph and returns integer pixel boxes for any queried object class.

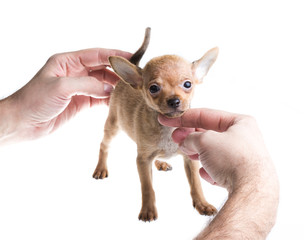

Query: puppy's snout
[167,98,181,109]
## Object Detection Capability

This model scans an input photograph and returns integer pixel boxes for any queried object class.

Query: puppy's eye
[149,84,160,94]
[183,81,192,89]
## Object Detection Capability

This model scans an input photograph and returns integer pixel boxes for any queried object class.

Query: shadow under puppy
[93,28,219,222]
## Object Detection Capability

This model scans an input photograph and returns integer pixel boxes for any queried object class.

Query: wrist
[0,96,22,145]
[197,157,279,240]
[232,156,280,227]
[229,153,276,193]
[230,172,279,238]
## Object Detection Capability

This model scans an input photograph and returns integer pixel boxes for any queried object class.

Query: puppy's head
[109,47,218,117]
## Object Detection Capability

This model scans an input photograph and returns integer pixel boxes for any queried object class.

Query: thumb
[60,76,114,99]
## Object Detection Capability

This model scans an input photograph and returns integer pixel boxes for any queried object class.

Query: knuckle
[54,77,68,92]
[197,130,218,150]
[236,114,257,126]
[197,131,211,147]
[47,53,61,63]
[243,114,257,124]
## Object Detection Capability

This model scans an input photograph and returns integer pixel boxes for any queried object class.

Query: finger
[102,97,110,106]
[178,132,204,155]
[89,97,110,107]
[74,48,132,68]
[171,127,195,144]
[49,48,132,72]
[60,76,113,99]
[89,68,120,86]
[158,108,238,132]
[195,128,206,132]
[199,167,217,185]
[189,154,199,160]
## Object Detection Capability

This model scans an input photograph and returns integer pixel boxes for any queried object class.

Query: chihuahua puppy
[93,28,219,222]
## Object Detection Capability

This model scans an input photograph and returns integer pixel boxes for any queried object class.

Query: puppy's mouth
[164,111,185,118]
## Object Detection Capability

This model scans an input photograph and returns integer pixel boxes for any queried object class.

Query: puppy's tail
[130,27,151,66]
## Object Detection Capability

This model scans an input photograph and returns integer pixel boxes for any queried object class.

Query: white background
[0,0,303,239]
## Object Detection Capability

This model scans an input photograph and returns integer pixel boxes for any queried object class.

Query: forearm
[196,161,279,239]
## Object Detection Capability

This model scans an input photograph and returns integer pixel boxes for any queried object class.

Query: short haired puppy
[93,28,219,222]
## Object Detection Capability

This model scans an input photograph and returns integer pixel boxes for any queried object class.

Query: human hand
[159,108,275,192]
[0,48,131,143]
[160,109,279,239]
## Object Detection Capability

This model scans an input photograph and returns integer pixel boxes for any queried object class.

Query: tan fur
[154,160,172,171]
[92,28,219,221]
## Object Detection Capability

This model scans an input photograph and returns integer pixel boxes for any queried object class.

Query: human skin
[0,48,279,239]
[158,108,280,239]
[0,48,131,145]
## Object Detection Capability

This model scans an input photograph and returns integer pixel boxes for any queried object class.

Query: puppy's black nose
[167,98,181,108]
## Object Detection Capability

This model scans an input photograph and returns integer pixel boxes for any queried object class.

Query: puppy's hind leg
[92,113,118,179]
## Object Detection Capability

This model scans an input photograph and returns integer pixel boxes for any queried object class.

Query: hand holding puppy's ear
[192,47,219,83]
[109,56,143,89]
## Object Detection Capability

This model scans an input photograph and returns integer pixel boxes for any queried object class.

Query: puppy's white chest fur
[158,126,179,158]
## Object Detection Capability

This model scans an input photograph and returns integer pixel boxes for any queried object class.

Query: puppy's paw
[193,199,217,216]
[154,160,172,171]
[92,168,108,179]
[138,205,158,222]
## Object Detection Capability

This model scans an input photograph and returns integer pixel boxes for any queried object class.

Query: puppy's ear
[192,47,219,83]
[109,56,143,89]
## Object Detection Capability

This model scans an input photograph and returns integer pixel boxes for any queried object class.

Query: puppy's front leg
[93,113,118,179]
[137,154,158,222]
[183,156,217,216]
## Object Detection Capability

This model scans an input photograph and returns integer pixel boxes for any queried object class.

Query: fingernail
[103,83,114,94]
